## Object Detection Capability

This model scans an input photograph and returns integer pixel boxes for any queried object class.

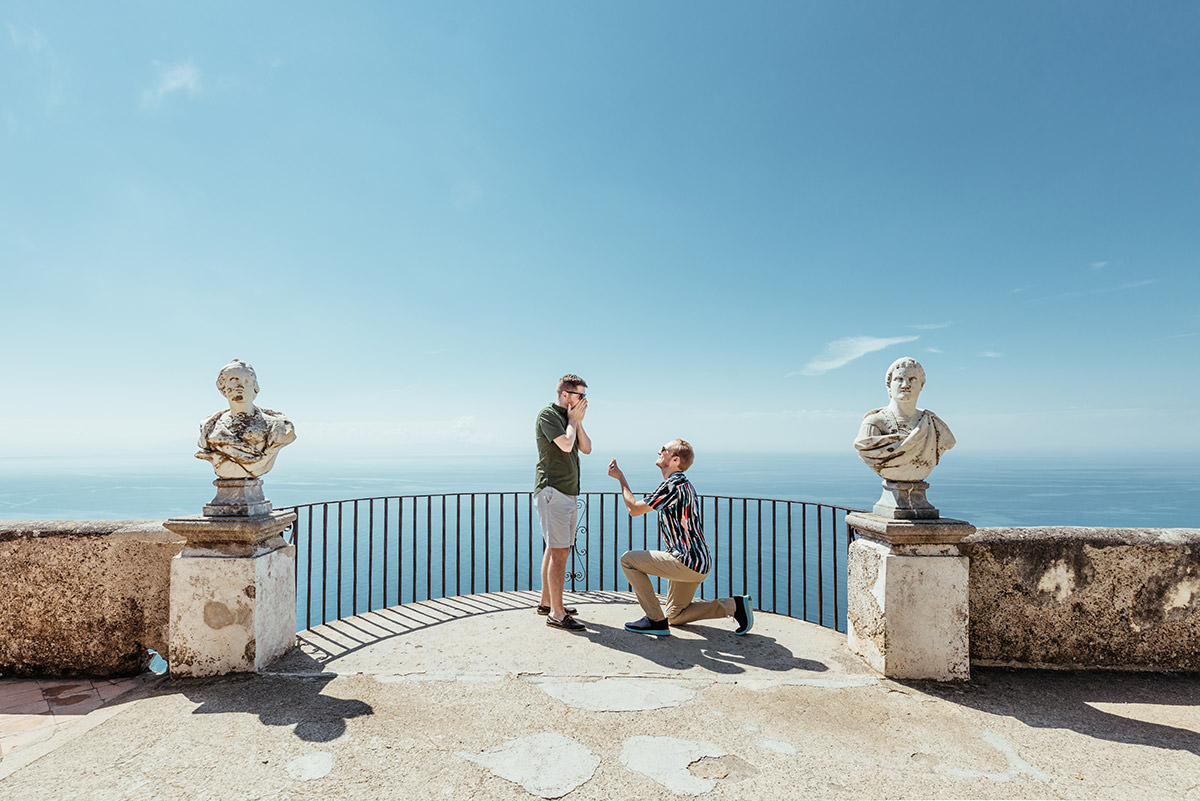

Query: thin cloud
[926,347,944,354]
[980,350,1003,358]
[910,322,951,330]
[141,61,202,107]
[6,23,50,54]
[450,415,496,443]
[790,335,919,377]
[6,24,64,109]
[1061,279,1157,299]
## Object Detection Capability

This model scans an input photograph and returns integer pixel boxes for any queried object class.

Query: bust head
[885,357,925,403]
[216,359,259,405]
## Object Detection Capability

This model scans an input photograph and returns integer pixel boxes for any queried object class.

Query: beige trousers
[619,550,735,624]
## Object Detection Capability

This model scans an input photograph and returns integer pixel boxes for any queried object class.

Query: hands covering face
[567,397,587,423]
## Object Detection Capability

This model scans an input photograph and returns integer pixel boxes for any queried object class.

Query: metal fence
[284,492,860,633]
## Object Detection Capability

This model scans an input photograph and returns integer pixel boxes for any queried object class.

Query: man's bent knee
[663,604,687,623]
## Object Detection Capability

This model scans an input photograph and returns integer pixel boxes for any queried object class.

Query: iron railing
[284,492,860,633]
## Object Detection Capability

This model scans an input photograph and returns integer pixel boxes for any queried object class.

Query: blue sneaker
[733,595,754,635]
[624,615,670,636]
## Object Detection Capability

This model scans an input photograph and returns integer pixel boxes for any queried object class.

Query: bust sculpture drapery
[195,359,296,479]
[854,357,955,482]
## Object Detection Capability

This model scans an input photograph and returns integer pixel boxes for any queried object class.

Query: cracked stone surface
[285,750,333,781]
[463,732,600,799]
[621,736,728,795]
[530,677,697,711]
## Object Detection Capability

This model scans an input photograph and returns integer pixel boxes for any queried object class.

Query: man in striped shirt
[608,439,753,637]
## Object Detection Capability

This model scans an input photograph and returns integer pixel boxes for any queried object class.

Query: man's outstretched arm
[608,459,652,517]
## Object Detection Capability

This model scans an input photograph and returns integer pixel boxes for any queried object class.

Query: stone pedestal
[873,479,939,519]
[164,510,297,677]
[846,513,975,681]
[203,478,272,517]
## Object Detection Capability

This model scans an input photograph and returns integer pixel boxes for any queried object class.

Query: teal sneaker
[734,595,754,635]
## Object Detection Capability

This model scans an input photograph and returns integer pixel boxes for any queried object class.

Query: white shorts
[535,486,578,549]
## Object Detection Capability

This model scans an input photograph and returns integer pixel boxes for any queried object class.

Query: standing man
[534,374,592,631]
[608,439,752,636]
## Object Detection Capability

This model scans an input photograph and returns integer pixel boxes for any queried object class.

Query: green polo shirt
[534,403,580,496]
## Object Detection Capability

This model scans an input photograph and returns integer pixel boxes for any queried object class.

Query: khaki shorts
[535,486,578,549]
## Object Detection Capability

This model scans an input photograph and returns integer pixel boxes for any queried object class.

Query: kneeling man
[608,439,752,636]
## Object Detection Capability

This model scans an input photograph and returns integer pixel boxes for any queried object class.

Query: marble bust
[195,359,296,479]
[854,357,955,482]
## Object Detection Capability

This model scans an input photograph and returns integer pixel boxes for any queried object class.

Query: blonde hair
[665,438,695,471]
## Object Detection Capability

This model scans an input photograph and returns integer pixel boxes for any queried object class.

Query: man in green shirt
[534,374,591,631]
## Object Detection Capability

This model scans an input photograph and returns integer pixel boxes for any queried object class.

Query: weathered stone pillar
[845,514,974,681]
[164,498,296,677]
[165,359,298,677]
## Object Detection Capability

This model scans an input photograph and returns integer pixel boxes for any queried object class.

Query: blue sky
[2,2,1197,467]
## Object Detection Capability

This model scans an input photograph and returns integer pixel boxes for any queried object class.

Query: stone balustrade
[3,520,1198,678]
[0,521,184,677]
[962,527,1200,671]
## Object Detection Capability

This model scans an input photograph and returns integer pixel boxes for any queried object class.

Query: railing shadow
[276,589,833,681]
[903,667,1200,756]
[277,590,631,669]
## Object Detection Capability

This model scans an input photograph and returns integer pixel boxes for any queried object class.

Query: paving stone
[621,735,727,795]
[285,750,334,781]
[530,677,697,711]
[463,732,600,798]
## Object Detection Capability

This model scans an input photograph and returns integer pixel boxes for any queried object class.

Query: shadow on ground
[170,651,373,743]
[581,621,829,674]
[284,591,629,668]
[907,667,1200,756]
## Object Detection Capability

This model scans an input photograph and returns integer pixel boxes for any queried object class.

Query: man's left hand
[568,398,588,424]
[607,459,625,482]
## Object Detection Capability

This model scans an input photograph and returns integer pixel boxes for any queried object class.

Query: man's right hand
[607,459,624,482]
[567,398,588,424]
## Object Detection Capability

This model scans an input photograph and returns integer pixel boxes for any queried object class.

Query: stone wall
[962,527,1200,671]
[0,521,184,677]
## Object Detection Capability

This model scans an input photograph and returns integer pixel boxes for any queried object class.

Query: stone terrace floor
[1,591,1198,800]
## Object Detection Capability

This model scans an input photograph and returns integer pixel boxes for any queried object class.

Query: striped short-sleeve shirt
[644,471,710,575]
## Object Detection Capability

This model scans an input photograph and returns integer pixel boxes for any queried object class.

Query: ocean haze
[1,452,1194,529]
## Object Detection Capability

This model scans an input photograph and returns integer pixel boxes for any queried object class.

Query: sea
[1,451,1195,528]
